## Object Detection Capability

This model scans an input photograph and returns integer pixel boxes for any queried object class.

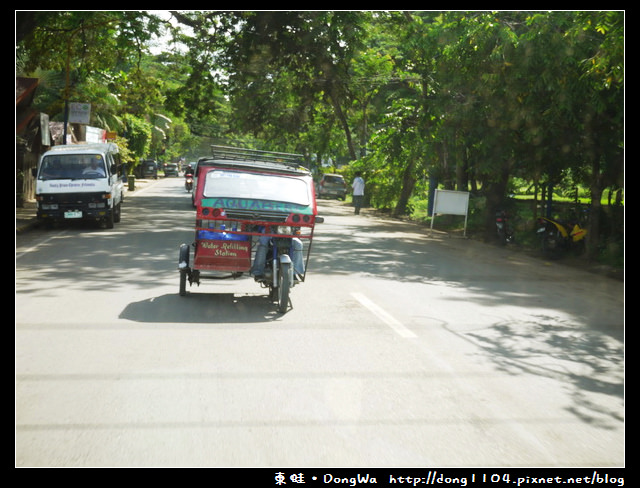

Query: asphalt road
[15,177,624,467]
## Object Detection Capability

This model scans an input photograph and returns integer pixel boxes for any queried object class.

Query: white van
[34,143,125,228]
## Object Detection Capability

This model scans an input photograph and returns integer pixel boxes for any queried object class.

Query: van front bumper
[37,208,111,221]
[37,203,111,221]
[36,191,114,222]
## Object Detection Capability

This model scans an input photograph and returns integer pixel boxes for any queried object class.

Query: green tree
[18,11,162,121]
[121,113,152,161]
[219,11,370,159]
[392,11,623,245]
[18,10,623,257]
[564,11,624,257]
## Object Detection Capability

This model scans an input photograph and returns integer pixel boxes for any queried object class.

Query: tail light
[289,213,312,224]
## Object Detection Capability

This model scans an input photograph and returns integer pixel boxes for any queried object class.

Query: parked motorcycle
[537,216,587,259]
[495,210,514,245]
[184,173,193,192]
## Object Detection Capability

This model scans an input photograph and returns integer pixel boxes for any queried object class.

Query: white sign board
[69,102,91,124]
[85,126,106,143]
[430,189,470,237]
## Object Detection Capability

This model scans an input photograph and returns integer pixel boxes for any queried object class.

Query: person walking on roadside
[352,172,365,215]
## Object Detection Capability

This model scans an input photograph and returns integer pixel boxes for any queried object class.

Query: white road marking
[16,232,66,260]
[351,292,417,338]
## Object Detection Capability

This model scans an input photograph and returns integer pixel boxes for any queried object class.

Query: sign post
[430,189,470,237]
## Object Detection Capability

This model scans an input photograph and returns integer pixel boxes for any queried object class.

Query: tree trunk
[327,89,357,161]
[393,159,417,217]
[587,159,604,260]
[483,159,511,237]
[455,138,469,192]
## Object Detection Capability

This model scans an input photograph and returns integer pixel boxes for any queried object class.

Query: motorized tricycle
[178,146,323,313]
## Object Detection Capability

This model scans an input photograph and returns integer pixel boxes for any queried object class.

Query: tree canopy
[17,10,623,255]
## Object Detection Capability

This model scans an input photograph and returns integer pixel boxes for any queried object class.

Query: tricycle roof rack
[209,145,308,172]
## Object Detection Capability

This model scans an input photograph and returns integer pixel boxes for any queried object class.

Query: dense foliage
[17,11,623,257]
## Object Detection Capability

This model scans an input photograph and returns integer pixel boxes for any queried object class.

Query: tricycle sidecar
[178,146,323,313]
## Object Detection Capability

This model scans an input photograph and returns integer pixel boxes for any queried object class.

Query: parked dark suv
[317,174,347,200]
[140,160,158,179]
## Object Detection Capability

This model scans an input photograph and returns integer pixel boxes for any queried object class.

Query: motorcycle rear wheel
[496,227,507,246]
[277,261,292,313]
[541,234,563,259]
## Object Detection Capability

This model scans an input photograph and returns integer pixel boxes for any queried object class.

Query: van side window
[109,153,118,175]
[112,152,122,176]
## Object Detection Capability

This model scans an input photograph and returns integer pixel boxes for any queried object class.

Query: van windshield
[203,170,310,206]
[39,154,107,180]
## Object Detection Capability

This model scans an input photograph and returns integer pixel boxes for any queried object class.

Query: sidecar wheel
[178,244,190,296]
[179,270,188,296]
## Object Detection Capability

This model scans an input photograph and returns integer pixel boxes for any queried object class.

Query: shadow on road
[119,291,283,324]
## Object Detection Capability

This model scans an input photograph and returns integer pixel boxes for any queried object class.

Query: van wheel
[114,202,121,223]
[105,208,115,229]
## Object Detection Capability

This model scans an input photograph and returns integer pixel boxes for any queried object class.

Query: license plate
[64,210,82,219]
